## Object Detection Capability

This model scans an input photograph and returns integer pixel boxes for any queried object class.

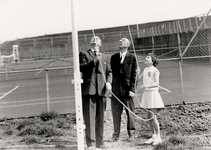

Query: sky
[0,0,211,42]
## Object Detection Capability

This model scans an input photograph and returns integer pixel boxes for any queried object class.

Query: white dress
[140,66,164,109]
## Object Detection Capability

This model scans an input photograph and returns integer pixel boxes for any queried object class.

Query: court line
[0,86,20,89]
[0,96,74,104]
[136,92,170,96]
[0,86,19,100]
[0,100,74,108]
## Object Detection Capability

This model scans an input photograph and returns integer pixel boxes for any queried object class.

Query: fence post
[209,47,211,64]
[51,38,53,58]
[152,36,154,54]
[5,64,8,81]
[177,33,185,104]
[45,69,50,112]
[33,39,37,58]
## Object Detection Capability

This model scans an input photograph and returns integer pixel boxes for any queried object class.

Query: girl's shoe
[144,134,156,144]
[152,137,162,146]
[144,138,154,144]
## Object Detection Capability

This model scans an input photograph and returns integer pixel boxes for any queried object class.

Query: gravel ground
[0,103,211,150]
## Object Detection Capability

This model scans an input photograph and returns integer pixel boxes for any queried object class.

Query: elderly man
[79,36,112,149]
[110,37,138,141]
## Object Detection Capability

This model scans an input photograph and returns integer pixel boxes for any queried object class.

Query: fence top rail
[0,66,73,74]
[138,55,211,63]
[0,54,210,74]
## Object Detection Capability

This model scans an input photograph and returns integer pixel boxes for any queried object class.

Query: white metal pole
[46,69,50,112]
[71,0,85,150]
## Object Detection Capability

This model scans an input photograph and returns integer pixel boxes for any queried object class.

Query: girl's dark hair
[149,53,158,67]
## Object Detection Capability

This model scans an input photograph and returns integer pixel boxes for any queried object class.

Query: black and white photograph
[0,0,211,149]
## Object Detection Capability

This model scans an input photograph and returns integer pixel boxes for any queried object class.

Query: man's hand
[96,52,102,61]
[106,82,112,90]
[129,91,135,97]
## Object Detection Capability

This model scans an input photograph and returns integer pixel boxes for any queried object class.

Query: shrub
[56,118,72,129]
[21,136,39,145]
[166,126,181,135]
[40,111,59,122]
[168,136,186,146]
[18,124,63,137]
[17,120,35,131]
[18,126,37,136]
[37,125,63,137]
[154,142,168,150]
[3,129,14,136]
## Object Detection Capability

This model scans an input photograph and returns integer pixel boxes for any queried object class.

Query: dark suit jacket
[79,49,112,97]
[110,52,137,96]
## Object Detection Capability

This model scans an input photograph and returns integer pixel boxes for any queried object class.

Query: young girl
[139,54,164,146]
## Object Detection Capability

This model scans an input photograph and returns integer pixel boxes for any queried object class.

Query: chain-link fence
[135,10,211,106]
[0,12,211,118]
[0,28,138,59]
[0,67,74,118]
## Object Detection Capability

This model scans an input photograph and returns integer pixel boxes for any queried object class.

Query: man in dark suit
[110,37,138,141]
[79,36,112,149]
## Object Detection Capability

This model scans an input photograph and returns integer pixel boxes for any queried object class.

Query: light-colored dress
[140,66,164,109]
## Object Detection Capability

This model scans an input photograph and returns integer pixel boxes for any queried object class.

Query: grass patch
[16,120,36,131]
[3,129,14,136]
[168,136,186,146]
[18,124,63,137]
[154,136,186,150]
[153,142,168,150]
[136,102,211,150]
[158,102,211,135]
[55,143,67,149]
[0,102,210,149]
[21,136,40,145]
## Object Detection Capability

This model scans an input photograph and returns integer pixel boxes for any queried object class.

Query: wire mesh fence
[0,57,210,119]
[0,55,210,118]
[136,10,211,105]
[0,67,75,118]
[0,11,211,118]
[180,10,211,104]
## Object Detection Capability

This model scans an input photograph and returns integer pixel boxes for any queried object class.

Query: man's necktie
[120,55,123,64]
[94,51,100,73]
[94,51,97,56]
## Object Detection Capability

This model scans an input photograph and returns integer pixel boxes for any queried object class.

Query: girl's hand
[136,67,141,75]
[136,73,143,82]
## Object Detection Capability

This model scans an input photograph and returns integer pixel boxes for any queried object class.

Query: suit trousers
[111,94,135,138]
[82,95,106,147]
